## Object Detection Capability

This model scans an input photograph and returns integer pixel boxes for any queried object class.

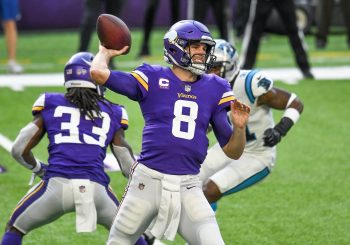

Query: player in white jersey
[200,39,304,208]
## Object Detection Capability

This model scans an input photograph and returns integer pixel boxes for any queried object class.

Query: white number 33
[53,106,110,147]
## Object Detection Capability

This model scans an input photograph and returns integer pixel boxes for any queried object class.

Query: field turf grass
[0,27,349,244]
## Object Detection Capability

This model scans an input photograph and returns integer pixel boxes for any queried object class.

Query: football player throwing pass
[90,20,250,245]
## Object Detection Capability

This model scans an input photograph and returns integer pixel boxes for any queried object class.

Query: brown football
[96,14,131,54]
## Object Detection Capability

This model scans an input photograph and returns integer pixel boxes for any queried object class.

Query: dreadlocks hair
[65,87,105,121]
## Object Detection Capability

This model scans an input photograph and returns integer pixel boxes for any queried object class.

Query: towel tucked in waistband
[72,179,97,233]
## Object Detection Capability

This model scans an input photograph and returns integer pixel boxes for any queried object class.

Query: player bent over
[200,39,304,209]
[0,52,147,245]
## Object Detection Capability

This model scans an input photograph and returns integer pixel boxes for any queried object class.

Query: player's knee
[197,223,225,245]
[203,180,222,203]
[183,193,215,222]
[113,196,151,235]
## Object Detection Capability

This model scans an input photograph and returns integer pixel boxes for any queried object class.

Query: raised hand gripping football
[229,100,250,129]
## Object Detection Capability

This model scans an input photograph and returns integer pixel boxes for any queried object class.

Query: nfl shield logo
[185,85,191,92]
[79,185,86,193]
[138,183,145,190]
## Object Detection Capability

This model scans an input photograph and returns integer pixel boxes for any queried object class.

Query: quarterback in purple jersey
[1,52,147,245]
[91,20,250,244]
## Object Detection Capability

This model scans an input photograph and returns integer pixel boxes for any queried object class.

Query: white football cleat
[8,60,24,74]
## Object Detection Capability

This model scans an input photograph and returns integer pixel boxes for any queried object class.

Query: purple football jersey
[32,93,128,185]
[127,64,235,175]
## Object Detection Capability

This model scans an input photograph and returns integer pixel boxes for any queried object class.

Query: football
[96,14,131,54]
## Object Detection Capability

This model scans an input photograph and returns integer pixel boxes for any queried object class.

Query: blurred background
[14,0,347,33]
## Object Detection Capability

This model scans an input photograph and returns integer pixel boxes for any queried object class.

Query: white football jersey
[199,69,277,193]
[232,69,276,156]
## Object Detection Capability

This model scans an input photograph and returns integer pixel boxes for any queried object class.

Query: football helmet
[64,52,106,96]
[163,20,216,75]
[212,39,239,82]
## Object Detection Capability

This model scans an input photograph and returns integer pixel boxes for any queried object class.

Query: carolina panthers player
[90,20,250,245]
[0,52,147,245]
[200,39,304,209]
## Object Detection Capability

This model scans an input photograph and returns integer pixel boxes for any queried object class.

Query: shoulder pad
[250,70,273,98]
[32,93,46,115]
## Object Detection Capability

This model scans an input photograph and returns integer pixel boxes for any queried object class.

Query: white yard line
[0,134,13,152]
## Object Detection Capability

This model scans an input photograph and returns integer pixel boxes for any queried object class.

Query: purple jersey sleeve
[105,71,143,101]
[211,108,233,147]
[112,104,129,130]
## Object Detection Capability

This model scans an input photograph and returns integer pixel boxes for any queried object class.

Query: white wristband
[31,160,41,173]
[286,93,297,108]
[283,108,300,124]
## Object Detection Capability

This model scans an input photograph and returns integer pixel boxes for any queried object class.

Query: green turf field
[0,28,349,244]
[1,27,350,73]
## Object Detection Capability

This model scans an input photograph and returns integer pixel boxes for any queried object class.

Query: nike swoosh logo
[186,186,196,190]
[82,58,92,66]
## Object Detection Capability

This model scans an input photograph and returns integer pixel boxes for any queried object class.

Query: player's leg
[199,143,232,184]
[1,177,74,245]
[94,183,119,228]
[78,0,101,51]
[178,183,225,245]
[204,154,272,204]
[340,0,350,47]
[94,183,148,245]
[275,0,312,77]
[107,164,160,245]
[1,0,23,73]
[211,0,229,40]
[138,0,160,56]
[315,0,334,48]
[170,0,180,24]
[240,0,273,69]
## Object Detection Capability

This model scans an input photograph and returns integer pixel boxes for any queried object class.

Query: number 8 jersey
[107,63,235,175]
[32,93,128,185]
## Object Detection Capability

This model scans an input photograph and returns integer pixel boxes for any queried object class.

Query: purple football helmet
[212,39,239,82]
[163,20,216,75]
[64,52,106,96]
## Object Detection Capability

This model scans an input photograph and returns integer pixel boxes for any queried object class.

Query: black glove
[263,117,294,147]
[263,128,282,147]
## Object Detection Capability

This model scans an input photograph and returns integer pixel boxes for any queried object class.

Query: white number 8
[172,100,198,140]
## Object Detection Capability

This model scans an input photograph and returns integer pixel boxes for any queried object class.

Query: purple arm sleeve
[211,109,233,147]
[105,71,143,101]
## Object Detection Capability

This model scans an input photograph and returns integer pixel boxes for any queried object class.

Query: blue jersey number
[245,126,256,142]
